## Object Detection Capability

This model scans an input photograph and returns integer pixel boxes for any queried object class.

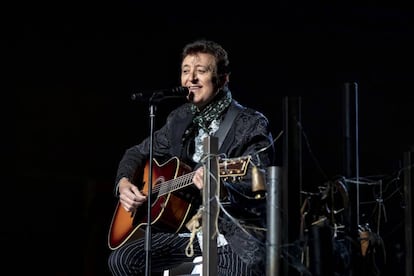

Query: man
[108,39,275,275]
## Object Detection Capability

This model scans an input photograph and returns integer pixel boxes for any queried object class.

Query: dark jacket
[115,98,275,265]
[116,99,274,212]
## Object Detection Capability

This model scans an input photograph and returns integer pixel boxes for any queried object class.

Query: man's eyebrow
[181,64,210,69]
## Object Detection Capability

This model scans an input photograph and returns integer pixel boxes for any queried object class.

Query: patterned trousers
[108,232,265,276]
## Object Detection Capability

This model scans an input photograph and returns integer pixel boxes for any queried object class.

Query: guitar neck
[151,155,250,197]
[156,171,196,197]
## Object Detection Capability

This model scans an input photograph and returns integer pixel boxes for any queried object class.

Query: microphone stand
[141,92,185,276]
[144,97,156,276]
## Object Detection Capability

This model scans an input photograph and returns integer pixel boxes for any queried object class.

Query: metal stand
[137,92,185,276]
[202,136,219,276]
[342,82,359,233]
[342,82,359,276]
[144,97,159,276]
[266,166,282,276]
[282,96,302,276]
[404,151,413,276]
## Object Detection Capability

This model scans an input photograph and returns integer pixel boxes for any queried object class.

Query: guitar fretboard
[156,171,196,196]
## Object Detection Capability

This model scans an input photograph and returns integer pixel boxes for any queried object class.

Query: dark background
[4,1,414,275]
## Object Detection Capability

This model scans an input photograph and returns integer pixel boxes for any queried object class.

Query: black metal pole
[131,91,186,276]
[342,82,359,276]
[144,101,157,276]
[403,151,413,276]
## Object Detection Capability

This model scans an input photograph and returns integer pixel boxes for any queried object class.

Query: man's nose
[189,71,198,82]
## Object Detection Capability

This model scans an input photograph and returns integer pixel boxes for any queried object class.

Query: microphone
[131,86,189,101]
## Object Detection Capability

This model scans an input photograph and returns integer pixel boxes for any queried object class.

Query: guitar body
[108,155,250,250]
[108,157,194,250]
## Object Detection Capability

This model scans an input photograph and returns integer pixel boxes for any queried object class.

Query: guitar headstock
[218,155,251,179]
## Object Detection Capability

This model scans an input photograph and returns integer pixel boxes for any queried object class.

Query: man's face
[181,53,219,109]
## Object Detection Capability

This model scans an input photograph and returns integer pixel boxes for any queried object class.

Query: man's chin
[187,92,195,102]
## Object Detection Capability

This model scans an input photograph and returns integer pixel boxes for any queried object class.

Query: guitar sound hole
[174,186,200,203]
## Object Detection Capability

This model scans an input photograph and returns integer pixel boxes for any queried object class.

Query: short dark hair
[182,40,230,76]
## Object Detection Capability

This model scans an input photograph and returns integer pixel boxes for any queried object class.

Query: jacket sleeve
[219,108,276,220]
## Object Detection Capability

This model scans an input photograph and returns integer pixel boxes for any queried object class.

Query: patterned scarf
[191,88,232,132]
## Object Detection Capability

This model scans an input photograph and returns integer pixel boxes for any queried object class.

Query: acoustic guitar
[108,155,250,250]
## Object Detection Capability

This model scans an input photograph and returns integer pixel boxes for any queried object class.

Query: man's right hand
[118,177,147,213]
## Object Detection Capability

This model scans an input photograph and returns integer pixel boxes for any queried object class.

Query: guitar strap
[214,101,243,151]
